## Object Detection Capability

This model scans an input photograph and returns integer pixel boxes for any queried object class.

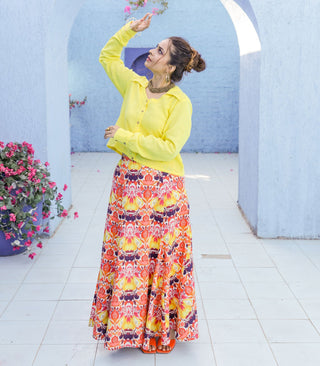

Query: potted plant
[0,141,70,259]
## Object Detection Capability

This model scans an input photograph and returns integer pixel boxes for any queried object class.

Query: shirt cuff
[124,21,137,38]
[113,127,132,145]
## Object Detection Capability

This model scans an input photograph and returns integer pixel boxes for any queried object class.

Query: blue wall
[2,0,320,238]
[68,0,240,153]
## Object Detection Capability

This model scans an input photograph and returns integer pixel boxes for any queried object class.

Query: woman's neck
[151,73,170,88]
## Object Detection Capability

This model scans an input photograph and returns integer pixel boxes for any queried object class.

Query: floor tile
[1,300,57,321]
[196,266,240,282]
[214,343,277,366]
[250,298,308,319]
[156,342,216,366]
[208,319,266,343]
[0,320,49,344]
[68,267,99,283]
[203,299,256,319]
[94,343,155,365]
[271,343,320,366]
[24,266,71,283]
[0,283,20,301]
[237,267,284,282]
[199,282,248,299]
[242,281,295,299]
[300,294,320,314]
[61,282,97,300]
[0,345,39,366]
[52,300,92,320]
[287,281,320,299]
[33,344,97,366]
[14,283,65,301]
[260,319,320,342]
[43,320,97,344]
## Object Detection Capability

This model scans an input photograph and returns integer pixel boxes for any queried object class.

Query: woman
[89,13,206,354]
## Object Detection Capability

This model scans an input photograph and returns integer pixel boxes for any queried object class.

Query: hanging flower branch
[124,0,168,19]
[69,94,87,111]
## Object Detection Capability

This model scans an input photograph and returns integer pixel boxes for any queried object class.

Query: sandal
[141,337,157,354]
[157,338,176,353]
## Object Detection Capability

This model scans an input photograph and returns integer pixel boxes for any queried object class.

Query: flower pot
[0,202,43,257]
[0,231,28,256]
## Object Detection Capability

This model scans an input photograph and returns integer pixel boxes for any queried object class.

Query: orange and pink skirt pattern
[89,154,199,351]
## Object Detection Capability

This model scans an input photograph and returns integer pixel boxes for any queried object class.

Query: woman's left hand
[104,125,119,139]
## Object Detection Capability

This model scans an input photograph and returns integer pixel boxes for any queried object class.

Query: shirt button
[137,121,140,124]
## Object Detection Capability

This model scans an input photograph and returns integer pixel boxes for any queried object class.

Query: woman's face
[145,39,174,75]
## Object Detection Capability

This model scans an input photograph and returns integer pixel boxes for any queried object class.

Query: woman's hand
[104,125,119,139]
[130,13,153,32]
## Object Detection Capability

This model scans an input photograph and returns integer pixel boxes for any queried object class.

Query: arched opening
[219,0,261,234]
[46,0,260,232]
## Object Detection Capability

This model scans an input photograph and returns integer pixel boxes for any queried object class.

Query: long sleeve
[112,97,192,162]
[99,22,138,97]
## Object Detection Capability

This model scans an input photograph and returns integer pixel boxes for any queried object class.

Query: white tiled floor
[1,152,320,366]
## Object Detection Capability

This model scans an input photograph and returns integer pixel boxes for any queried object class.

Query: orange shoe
[141,337,157,354]
[157,338,176,353]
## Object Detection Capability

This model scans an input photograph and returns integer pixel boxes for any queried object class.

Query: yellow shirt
[100,22,192,176]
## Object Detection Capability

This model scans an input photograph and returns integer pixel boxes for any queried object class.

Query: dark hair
[168,37,206,82]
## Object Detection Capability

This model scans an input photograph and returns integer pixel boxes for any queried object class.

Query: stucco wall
[68,0,240,153]
[1,0,320,238]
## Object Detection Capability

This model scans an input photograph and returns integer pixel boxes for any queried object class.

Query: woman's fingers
[104,125,119,139]
[131,13,153,32]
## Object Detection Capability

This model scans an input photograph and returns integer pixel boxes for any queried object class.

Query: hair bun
[185,49,206,73]
[192,51,206,72]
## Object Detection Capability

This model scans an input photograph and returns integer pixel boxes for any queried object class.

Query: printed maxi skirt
[89,154,199,351]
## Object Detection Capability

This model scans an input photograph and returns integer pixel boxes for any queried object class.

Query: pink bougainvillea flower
[32,216,37,222]
[44,161,49,167]
[17,222,24,229]
[29,252,36,259]
[36,225,41,232]
[42,211,51,219]
[97,169,100,172]
[63,184,68,191]
[152,7,159,14]
[43,226,49,233]
[9,213,16,222]
[74,211,79,219]
[0,205,7,211]
[27,230,35,238]
[42,187,46,194]
[37,241,43,248]
[0,141,4,148]
[4,232,11,240]
[56,192,63,201]
[0,196,3,200]
[25,239,32,247]
[48,181,56,188]
[61,209,68,218]
[124,5,131,14]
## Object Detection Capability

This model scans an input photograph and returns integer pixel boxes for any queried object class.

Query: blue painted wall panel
[68,0,240,153]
